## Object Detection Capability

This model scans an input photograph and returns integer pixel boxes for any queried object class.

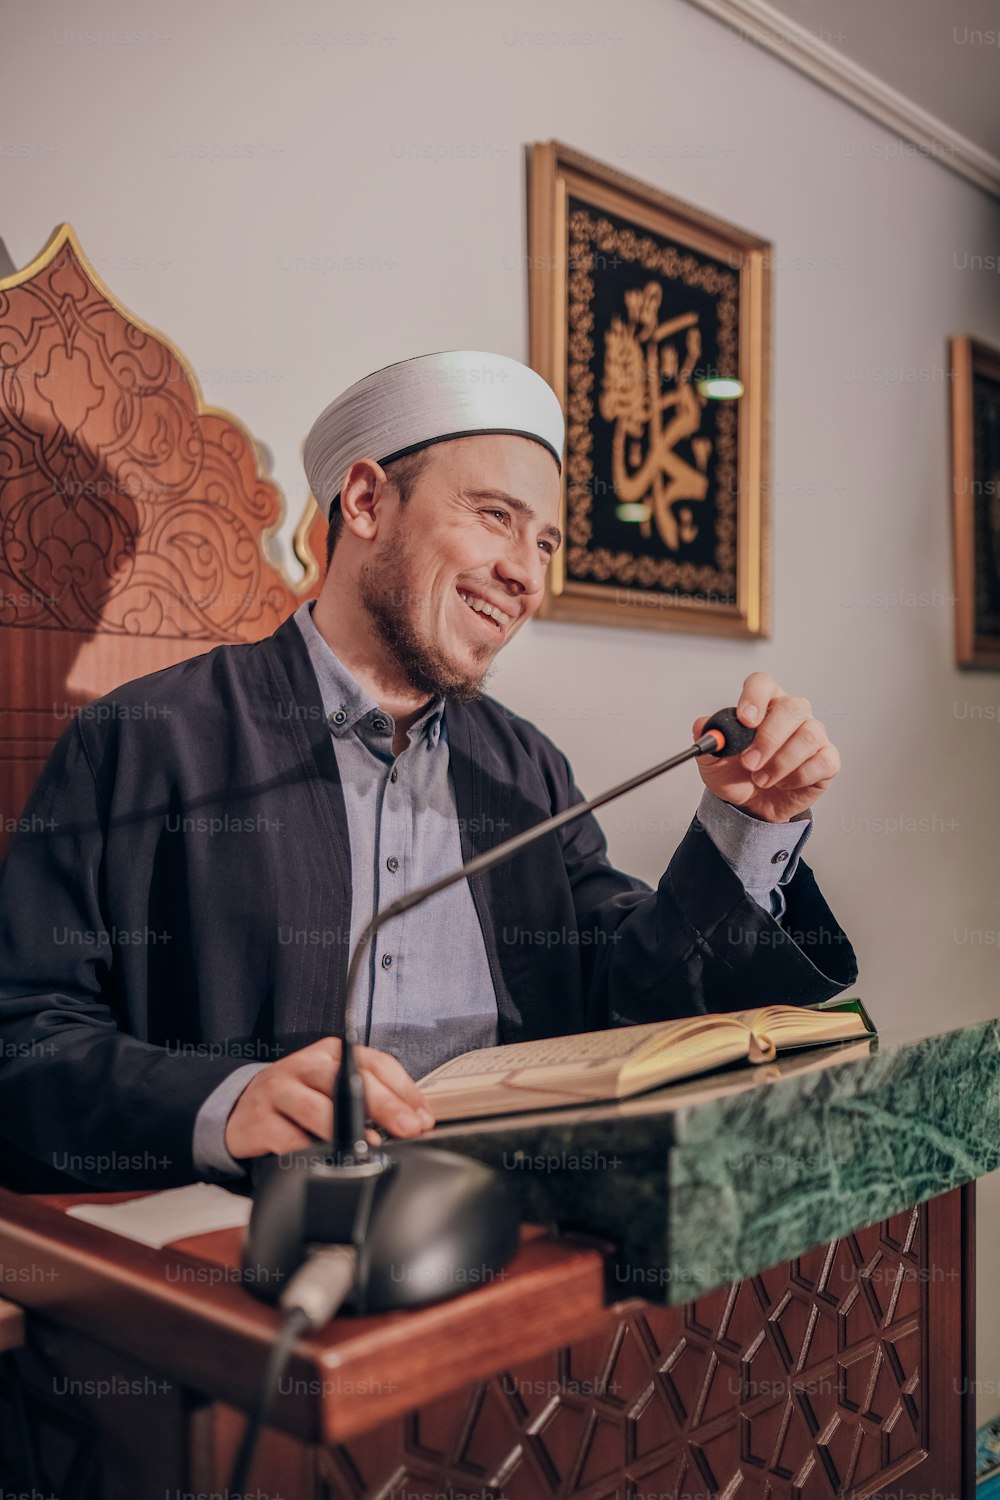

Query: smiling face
[357,433,563,701]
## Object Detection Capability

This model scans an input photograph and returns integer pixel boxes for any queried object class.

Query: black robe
[0,614,857,1189]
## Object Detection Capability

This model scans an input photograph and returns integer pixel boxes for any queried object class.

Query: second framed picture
[528,141,772,638]
[951,335,1000,671]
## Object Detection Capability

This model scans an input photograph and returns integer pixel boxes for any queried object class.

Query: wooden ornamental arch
[0,223,327,853]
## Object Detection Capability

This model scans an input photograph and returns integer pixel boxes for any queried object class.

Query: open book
[417,997,875,1123]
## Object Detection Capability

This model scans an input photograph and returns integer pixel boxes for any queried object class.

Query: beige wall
[5,0,1000,1421]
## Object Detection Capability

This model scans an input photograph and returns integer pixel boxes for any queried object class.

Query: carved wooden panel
[3,1191,969,1498]
[0,224,326,848]
[0,223,324,640]
[311,1203,958,1500]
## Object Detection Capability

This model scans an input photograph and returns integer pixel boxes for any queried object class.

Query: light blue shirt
[193,602,812,1178]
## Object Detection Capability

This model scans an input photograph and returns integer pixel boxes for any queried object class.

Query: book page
[424,1051,735,1121]
[418,1015,718,1089]
[735,1004,869,1062]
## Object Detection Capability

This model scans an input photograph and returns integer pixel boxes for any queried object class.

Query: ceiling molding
[684,0,1000,199]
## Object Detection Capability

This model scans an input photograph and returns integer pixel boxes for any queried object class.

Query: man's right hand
[224,1037,435,1161]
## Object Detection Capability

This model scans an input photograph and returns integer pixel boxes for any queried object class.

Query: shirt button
[332,710,347,725]
[381,953,393,969]
[372,717,389,733]
[386,856,400,873]
[390,768,398,783]
[771,850,789,864]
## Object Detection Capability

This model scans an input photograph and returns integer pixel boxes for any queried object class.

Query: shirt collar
[292,599,444,749]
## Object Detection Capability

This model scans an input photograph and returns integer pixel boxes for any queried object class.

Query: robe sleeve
[0,719,252,1189]
[545,747,858,1029]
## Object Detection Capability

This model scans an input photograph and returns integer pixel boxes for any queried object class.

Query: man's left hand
[692,672,841,824]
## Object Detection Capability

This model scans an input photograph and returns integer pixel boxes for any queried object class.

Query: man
[0,351,855,1191]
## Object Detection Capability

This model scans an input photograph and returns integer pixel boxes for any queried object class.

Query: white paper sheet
[66,1182,253,1248]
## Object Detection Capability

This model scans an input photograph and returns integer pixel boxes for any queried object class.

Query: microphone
[700,706,757,759]
[233,706,755,1492]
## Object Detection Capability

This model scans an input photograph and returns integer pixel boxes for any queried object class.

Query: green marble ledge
[427,1010,1000,1306]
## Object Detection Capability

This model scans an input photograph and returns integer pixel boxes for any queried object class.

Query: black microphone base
[244,1140,520,1313]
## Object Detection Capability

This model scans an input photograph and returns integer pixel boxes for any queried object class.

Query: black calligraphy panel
[565,197,740,605]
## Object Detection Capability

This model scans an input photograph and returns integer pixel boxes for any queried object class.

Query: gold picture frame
[951,336,1000,670]
[528,141,772,638]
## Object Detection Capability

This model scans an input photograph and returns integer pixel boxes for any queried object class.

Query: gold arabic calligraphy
[598,281,710,551]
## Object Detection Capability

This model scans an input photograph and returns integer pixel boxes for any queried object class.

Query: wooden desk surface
[0,1187,616,1444]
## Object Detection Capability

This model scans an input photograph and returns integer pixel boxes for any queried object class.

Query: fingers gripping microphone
[699,707,757,759]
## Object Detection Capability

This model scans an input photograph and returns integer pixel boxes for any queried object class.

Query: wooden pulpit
[0,1012,994,1497]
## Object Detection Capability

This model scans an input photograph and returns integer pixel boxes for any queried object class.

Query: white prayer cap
[303,350,564,519]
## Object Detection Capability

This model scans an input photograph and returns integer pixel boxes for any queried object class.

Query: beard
[358,528,497,704]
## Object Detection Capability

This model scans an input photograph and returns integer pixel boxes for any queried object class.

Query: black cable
[228,1304,311,1495]
[228,1243,359,1492]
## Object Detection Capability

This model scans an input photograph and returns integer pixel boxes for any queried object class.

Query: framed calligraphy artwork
[951,336,1000,670]
[528,141,772,637]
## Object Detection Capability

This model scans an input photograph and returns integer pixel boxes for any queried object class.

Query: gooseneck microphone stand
[340,709,749,1060]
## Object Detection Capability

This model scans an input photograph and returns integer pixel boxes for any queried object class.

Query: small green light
[696,377,744,400]
[615,502,651,523]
